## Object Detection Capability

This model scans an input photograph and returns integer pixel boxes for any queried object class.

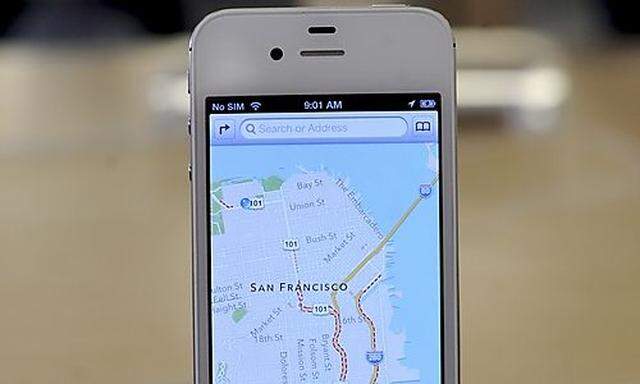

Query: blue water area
[211,142,441,382]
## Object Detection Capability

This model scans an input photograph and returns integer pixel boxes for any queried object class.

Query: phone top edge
[189,6,454,52]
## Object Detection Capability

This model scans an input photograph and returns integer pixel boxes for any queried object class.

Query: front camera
[270,47,284,61]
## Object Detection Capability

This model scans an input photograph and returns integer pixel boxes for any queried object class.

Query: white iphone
[189,7,457,384]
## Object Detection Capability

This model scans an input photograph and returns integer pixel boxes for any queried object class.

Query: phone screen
[206,93,442,384]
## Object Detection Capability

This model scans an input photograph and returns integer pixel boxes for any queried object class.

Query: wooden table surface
[1,39,638,384]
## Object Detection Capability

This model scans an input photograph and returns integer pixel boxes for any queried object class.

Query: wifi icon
[250,101,262,111]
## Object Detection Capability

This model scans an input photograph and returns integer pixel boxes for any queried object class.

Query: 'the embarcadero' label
[250,281,348,293]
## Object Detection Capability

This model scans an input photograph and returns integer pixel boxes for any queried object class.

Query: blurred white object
[456,28,570,130]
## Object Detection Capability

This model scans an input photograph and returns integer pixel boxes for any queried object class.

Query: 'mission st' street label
[250,282,348,293]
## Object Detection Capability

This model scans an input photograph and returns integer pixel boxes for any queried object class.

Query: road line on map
[344,195,422,284]
[295,285,313,313]
[340,174,440,286]
[329,306,349,381]
[355,273,383,384]
[294,282,348,380]
[355,273,382,351]
[370,366,380,384]
[213,194,234,209]
[291,250,348,380]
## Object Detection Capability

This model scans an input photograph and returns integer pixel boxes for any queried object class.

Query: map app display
[207,94,442,384]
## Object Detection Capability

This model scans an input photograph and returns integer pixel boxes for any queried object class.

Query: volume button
[186,68,191,94]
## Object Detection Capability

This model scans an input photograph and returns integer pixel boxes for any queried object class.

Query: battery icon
[419,99,436,109]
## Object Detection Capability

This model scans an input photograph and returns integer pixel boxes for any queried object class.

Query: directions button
[211,117,235,141]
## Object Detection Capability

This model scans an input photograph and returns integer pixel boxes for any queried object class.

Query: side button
[188,163,192,182]
[186,69,191,94]
[187,115,192,136]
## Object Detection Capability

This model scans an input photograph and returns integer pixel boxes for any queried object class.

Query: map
[210,143,441,384]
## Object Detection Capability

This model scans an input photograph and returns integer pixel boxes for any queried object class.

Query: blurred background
[1,1,638,384]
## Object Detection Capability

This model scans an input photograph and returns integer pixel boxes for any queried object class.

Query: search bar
[240,116,408,140]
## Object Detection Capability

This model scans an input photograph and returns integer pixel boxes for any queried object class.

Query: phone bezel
[189,7,458,384]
